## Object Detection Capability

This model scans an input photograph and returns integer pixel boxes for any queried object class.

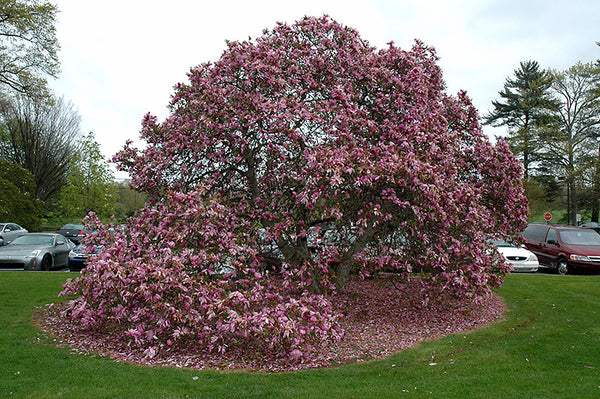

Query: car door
[53,235,71,267]
[523,224,550,266]
[541,228,562,267]
[4,224,22,243]
[14,224,27,238]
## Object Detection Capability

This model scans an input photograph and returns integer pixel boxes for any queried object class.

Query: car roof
[581,222,600,227]
[529,223,592,230]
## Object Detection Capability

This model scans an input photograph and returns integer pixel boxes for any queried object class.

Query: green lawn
[2,271,600,398]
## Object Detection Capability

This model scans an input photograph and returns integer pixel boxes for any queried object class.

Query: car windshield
[559,230,600,245]
[61,224,83,230]
[490,239,516,248]
[11,235,54,246]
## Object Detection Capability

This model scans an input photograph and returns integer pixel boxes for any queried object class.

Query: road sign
[544,212,552,221]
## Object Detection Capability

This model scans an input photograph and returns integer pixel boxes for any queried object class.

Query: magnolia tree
[60,16,528,367]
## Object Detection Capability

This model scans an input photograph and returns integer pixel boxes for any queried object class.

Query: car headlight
[26,249,41,258]
[570,254,591,262]
[527,254,538,262]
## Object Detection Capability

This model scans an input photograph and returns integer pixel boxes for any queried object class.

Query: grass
[2,271,600,398]
[529,209,568,223]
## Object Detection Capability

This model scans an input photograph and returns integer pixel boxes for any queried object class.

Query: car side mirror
[547,239,559,246]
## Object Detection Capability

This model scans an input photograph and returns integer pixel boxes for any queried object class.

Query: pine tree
[485,60,557,178]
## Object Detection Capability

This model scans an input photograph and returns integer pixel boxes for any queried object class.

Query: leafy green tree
[541,62,600,224]
[56,132,116,222]
[0,158,41,229]
[485,60,557,178]
[0,93,82,202]
[522,175,564,221]
[0,0,60,99]
[111,180,146,220]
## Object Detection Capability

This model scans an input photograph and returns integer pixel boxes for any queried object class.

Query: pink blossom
[56,15,526,370]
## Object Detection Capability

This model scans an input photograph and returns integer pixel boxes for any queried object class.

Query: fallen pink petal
[41,275,504,372]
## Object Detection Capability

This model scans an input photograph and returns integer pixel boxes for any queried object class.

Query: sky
[49,0,600,177]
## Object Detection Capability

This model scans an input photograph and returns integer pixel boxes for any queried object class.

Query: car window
[11,235,54,246]
[559,229,600,245]
[523,225,548,242]
[491,239,515,248]
[61,224,83,230]
[546,228,558,243]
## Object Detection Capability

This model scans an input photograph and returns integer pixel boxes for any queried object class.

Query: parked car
[491,239,539,273]
[0,223,28,246]
[580,222,600,234]
[257,229,283,271]
[0,233,75,271]
[521,223,600,274]
[56,223,90,245]
[68,243,103,272]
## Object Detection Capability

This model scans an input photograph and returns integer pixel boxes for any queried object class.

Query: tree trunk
[570,181,578,225]
[333,222,380,291]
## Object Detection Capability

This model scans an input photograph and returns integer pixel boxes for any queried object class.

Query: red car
[521,223,600,274]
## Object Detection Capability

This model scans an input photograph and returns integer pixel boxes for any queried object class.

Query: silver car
[0,233,75,271]
[0,223,28,245]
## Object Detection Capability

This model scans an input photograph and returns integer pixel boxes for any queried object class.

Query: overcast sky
[49,0,600,173]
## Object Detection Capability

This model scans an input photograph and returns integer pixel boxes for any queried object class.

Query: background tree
[540,62,600,224]
[0,158,41,230]
[0,0,60,99]
[522,178,552,218]
[484,60,556,179]
[55,132,116,223]
[111,179,146,221]
[0,93,81,203]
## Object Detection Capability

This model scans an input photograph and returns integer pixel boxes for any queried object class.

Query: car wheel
[557,258,569,275]
[41,255,52,271]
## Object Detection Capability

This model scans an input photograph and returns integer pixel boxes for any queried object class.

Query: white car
[0,223,28,246]
[493,240,539,273]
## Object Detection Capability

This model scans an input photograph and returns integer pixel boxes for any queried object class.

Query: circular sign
[544,212,552,221]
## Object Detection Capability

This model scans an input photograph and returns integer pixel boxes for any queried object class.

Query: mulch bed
[37,274,505,372]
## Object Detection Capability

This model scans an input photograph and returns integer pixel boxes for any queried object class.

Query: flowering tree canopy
[115,15,527,293]
[59,16,527,368]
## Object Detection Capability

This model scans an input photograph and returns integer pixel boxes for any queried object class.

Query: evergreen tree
[485,60,557,178]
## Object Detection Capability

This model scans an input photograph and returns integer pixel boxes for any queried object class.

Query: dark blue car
[68,244,102,272]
